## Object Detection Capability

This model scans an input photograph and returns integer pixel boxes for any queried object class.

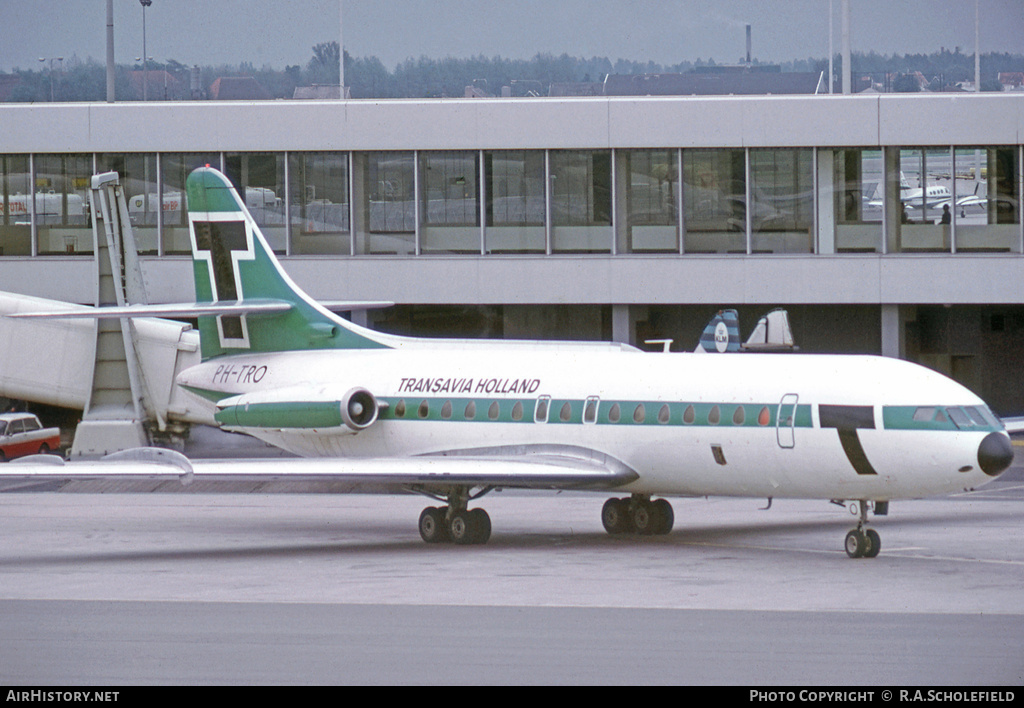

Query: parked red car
[0,413,61,461]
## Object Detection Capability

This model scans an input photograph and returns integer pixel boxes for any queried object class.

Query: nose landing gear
[844,500,881,558]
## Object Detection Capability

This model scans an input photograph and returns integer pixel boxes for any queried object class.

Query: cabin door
[776,393,799,449]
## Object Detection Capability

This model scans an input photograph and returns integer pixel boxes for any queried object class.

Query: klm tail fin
[694,309,741,353]
[186,167,389,359]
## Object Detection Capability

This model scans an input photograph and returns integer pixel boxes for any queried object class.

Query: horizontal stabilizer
[6,300,293,320]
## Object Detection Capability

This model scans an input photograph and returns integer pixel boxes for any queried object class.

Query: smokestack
[746,24,752,64]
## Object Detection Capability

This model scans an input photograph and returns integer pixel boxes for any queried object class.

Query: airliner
[5,167,1014,558]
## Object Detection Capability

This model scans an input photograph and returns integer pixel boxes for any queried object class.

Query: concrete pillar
[880,304,902,359]
[612,305,632,345]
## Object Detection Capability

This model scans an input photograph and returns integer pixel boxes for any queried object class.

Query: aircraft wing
[1000,416,1024,434]
[0,448,638,492]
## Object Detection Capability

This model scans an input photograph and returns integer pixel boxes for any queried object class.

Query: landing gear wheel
[450,508,491,545]
[632,500,658,535]
[652,498,674,535]
[469,508,491,544]
[418,506,450,543]
[863,529,881,558]
[845,529,866,558]
[601,498,632,534]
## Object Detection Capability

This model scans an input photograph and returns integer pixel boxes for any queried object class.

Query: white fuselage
[176,347,1005,501]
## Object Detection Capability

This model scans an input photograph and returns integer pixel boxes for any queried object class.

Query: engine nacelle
[340,387,379,431]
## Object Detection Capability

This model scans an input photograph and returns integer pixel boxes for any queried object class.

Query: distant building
[999,72,1024,91]
[128,70,181,100]
[0,74,20,102]
[601,70,824,96]
[293,85,349,100]
[209,77,271,101]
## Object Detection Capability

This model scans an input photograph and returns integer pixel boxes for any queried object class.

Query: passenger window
[683,405,695,424]
[441,401,452,420]
[758,406,770,426]
[488,401,500,420]
[464,401,476,419]
[584,397,599,424]
[0,422,6,436]
[633,404,645,424]
[418,400,430,418]
[559,402,572,422]
[534,396,550,423]
[708,405,721,425]
[511,401,524,421]
[658,404,670,424]
[608,403,621,423]
[732,406,745,425]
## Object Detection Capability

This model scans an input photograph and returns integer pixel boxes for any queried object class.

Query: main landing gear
[601,495,674,536]
[417,486,492,545]
[843,500,882,559]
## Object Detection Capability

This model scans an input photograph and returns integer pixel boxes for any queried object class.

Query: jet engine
[340,387,379,431]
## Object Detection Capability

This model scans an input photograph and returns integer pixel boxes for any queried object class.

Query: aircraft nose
[978,433,1014,477]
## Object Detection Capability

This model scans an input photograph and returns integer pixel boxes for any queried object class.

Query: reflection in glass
[954,147,1020,253]
[683,149,746,253]
[97,153,159,254]
[161,152,221,254]
[35,154,93,256]
[289,152,350,255]
[749,148,813,253]
[485,150,545,253]
[623,149,678,253]
[359,151,415,255]
[831,148,882,253]
[225,152,286,254]
[0,155,32,256]
[892,148,950,252]
[550,150,612,253]
[420,151,479,254]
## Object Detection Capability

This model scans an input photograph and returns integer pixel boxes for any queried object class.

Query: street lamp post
[38,57,64,101]
[140,0,152,101]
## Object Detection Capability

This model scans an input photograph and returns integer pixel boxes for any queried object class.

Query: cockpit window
[946,407,972,429]
[912,407,938,422]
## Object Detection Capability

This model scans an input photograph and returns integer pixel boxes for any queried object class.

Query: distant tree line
[3,42,1022,102]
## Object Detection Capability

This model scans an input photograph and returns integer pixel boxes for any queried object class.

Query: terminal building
[2,94,1024,413]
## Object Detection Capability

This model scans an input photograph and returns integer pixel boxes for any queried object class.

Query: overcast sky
[2,0,1022,73]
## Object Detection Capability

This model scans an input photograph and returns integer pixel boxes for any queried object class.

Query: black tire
[863,529,881,558]
[418,506,449,543]
[449,512,476,545]
[652,498,674,535]
[845,529,866,558]
[632,500,656,535]
[469,508,491,545]
[601,498,631,534]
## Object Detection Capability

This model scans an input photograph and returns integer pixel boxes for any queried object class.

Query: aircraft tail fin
[694,308,797,353]
[695,310,741,353]
[742,308,796,352]
[186,167,391,359]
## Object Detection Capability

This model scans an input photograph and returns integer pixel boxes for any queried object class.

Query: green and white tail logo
[190,215,256,350]
[186,167,389,360]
